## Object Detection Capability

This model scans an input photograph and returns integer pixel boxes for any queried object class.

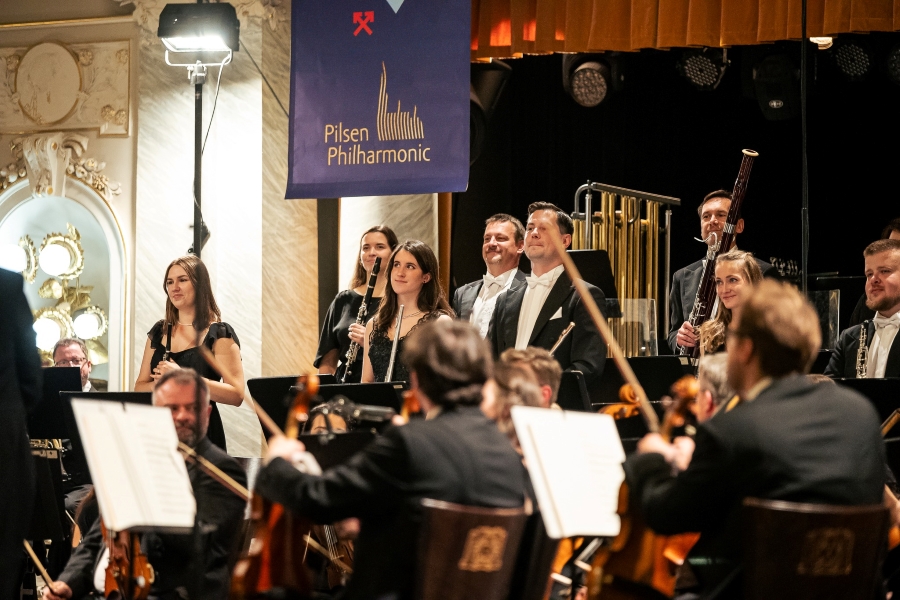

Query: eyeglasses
[55,358,87,367]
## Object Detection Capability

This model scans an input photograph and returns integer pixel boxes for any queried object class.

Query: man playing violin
[257,320,527,600]
[43,369,247,600]
[631,280,885,596]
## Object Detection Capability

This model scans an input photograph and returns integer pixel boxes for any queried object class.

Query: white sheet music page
[71,400,195,532]
[511,406,625,539]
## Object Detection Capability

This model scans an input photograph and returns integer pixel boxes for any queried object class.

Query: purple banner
[285,0,470,198]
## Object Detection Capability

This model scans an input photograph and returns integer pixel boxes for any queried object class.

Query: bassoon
[679,149,758,359]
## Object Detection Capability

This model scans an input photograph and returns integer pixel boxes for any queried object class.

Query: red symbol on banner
[353,11,374,36]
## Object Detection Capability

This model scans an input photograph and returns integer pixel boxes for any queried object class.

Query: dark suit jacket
[451,268,528,321]
[254,404,527,600]
[59,437,247,599]
[0,269,41,597]
[487,272,607,385]
[626,375,885,595]
[825,320,900,379]
[667,256,775,353]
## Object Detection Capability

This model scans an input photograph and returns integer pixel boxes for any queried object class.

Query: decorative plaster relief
[0,41,130,136]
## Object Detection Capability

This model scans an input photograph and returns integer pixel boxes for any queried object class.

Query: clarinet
[341,257,382,383]
[162,322,172,362]
[856,321,870,379]
[385,304,405,382]
[679,149,759,359]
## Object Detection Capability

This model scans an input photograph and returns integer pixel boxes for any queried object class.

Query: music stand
[835,379,900,422]
[28,367,82,440]
[811,349,832,375]
[591,356,686,406]
[557,371,592,412]
[299,431,377,469]
[568,249,621,318]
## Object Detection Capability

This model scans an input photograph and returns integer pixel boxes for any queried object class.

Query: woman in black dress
[315,225,398,382]
[134,255,245,451]
[361,240,454,385]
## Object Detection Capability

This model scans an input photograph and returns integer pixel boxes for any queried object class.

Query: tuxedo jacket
[487,272,607,385]
[451,268,528,321]
[667,256,775,353]
[626,375,885,596]
[825,320,900,378]
[0,269,41,596]
[59,437,247,599]
[254,404,527,600]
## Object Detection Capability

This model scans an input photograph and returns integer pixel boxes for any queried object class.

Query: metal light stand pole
[188,62,207,259]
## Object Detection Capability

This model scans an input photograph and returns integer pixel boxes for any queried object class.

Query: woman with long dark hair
[361,239,454,384]
[135,255,244,451]
[315,225,398,382]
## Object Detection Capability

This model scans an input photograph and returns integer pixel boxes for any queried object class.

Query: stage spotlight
[753,54,799,121]
[677,48,728,91]
[470,59,511,165]
[562,54,617,107]
[886,44,900,86]
[158,3,240,55]
[831,37,873,81]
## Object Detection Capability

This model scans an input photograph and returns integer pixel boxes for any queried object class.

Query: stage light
[887,44,900,86]
[831,37,873,81]
[677,48,728,91]
[753,54,799,121]
[810,37,833,50]
[563,54,617,107]
[158,3,239,57]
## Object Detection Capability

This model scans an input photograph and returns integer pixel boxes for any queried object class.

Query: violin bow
[23,540,54,586]
[546,227,660,433]
[178,442,250,500]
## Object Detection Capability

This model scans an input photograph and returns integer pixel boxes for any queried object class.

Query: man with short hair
[500,346,562,408]
[827,238,900,378]
[694,352,734,422]
[452,213,528,336]
[668,190,775,354]
[44,369,247,600]
[52,338,93,392]
[488,202,607,385]
[849,218,900,327]
[629,280,885,596]
[256,320,526,600]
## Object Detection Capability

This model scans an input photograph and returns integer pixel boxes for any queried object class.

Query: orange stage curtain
[472,0,900,59]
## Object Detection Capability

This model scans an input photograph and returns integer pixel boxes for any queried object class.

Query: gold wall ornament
[73,305,108,340]
[85,338,109,365]
[457,526,508,572]
[18,235,37,283]
[39,223,85,280]
[38,277,63,299]
[32,305,75,354]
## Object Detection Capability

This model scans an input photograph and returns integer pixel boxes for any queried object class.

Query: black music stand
[811,349,833,375]
[29,445,71,578]
[299,431,377,469]
[568,249,621,318]
[28,367,82,439]
[557,371,592,412]
[591,356,686,406]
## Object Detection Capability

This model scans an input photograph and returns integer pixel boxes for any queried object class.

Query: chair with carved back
[417,498,529,600]
[742,497,889,600]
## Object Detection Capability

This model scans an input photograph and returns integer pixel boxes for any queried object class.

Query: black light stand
[189,63,207,259]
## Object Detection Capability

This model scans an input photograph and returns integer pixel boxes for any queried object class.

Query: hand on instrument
[637,433,677,461]
[42,581,72,600]
[152,359,181,381]
[676,321,698,348]
[348,323,366,346]
[265,434,307,465]
[670,436,696,472]
[334,517,361,541]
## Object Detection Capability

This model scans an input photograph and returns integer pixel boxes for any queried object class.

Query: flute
[342,257,382,382]
[385,304,404,382]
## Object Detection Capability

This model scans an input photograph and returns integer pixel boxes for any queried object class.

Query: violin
[230,374,319,598]
[101,519,154,600]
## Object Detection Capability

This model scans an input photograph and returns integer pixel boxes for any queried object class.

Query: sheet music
[512,406,625,539]
[72,399,196,532]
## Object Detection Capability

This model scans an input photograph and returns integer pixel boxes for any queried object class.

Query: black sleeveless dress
[367,314,440,387]
[148,320,240,451]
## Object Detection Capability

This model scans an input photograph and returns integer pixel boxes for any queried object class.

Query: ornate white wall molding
[0,41,131,136]
[3,133,122,199]
[116,0,288,38]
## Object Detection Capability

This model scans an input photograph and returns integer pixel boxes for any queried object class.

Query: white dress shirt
[515,264,565,350]
[867,312,900,378]
[470,267,518,338]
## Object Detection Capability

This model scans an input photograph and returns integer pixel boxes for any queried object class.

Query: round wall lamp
[38,224,84,279]
[73,305,108,340]
[32,306,75,352]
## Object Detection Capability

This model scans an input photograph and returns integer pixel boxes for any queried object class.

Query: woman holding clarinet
[315,225,398,382]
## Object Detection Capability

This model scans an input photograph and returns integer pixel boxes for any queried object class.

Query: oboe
[385,304,404,382]
[162,322,172,362]
[856,321,870,379]
[341,257,382,383]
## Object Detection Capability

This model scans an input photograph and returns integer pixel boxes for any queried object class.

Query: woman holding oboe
[362,240,454,385]
[315,225,398,382]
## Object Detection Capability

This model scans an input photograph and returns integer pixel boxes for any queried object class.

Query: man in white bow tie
[451,214,527,337]
[826,238,900,378]
[487,202,607,385]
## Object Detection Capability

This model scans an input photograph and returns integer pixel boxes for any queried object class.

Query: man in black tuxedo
[451,213,527,337]
[487,202,607,385]
[44,369,247,600]
[668,189,776,354]
[848,218,900,327]
[256,320,527,600]
[0,268,42,599]
[630,280,885,597]
[826,239,900,379]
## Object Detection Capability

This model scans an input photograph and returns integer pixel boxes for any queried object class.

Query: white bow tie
[874,313,900,329]
[525,274,553,289]
[483,273,505,288]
